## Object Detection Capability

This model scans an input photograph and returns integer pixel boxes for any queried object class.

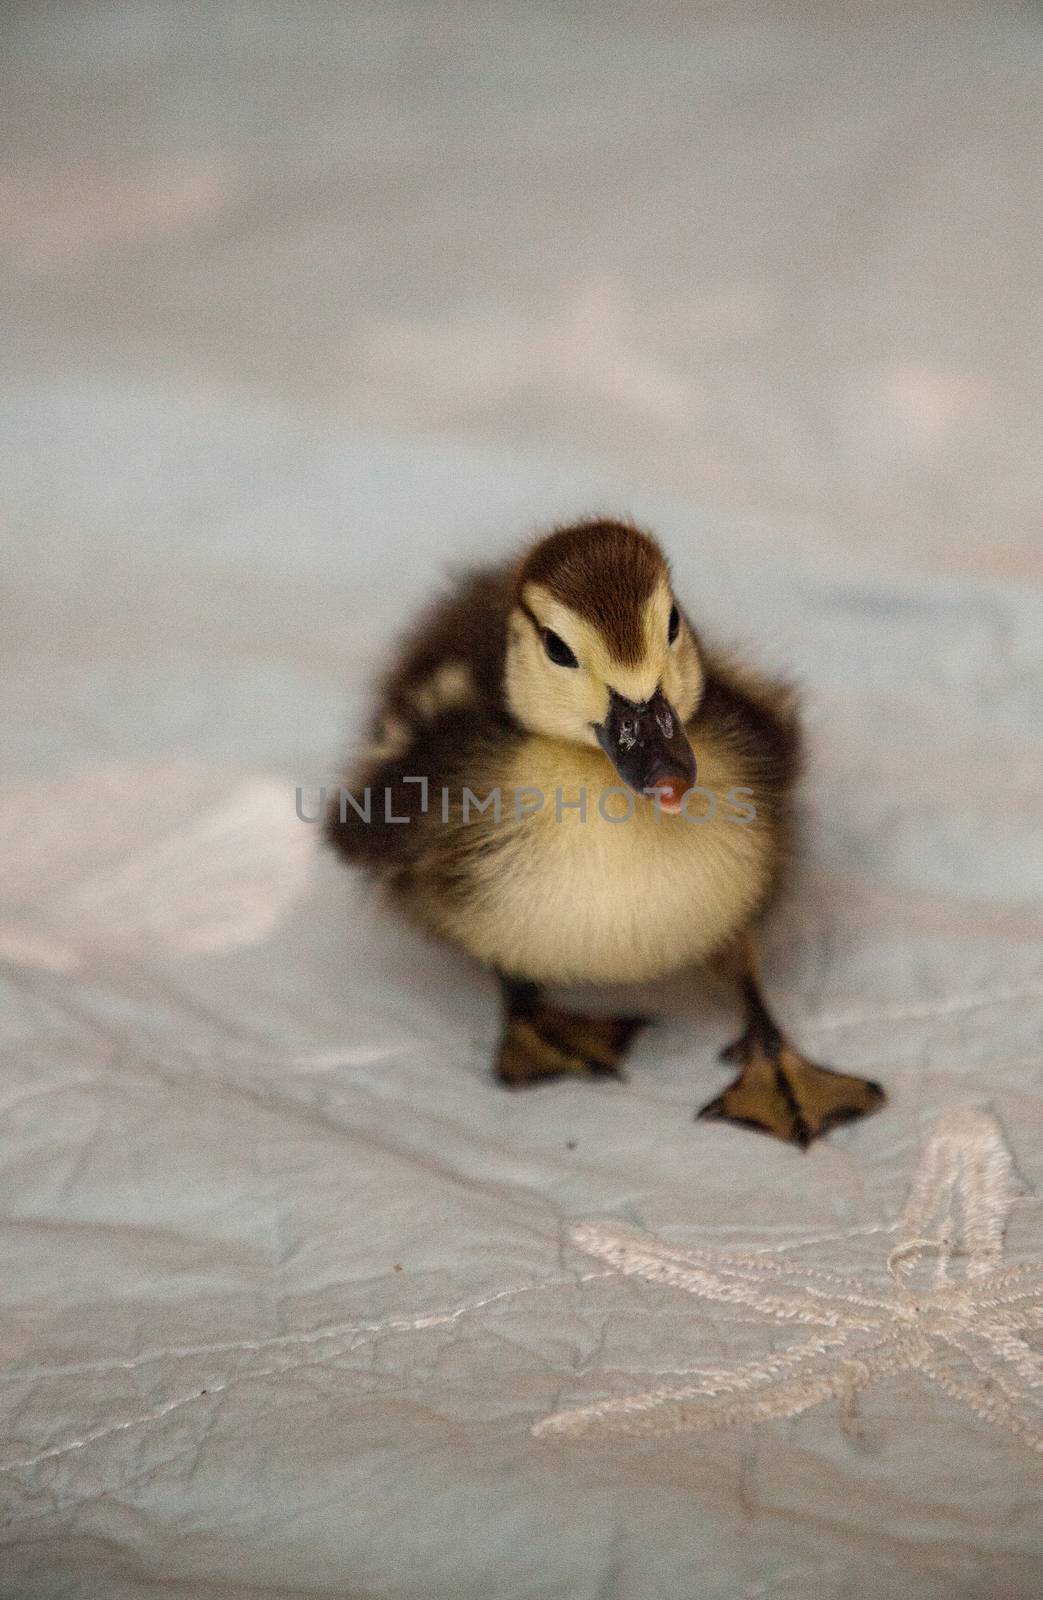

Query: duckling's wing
[694,643,803,800]
[325,564,519,882]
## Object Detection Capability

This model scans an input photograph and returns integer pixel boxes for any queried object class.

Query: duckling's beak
[595,688,697,813]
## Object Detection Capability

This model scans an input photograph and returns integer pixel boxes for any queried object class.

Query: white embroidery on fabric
[535,1109,1043,1450]
[0,1271,615,1473]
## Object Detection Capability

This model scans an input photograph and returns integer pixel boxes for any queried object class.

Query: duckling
[326,518,884,1147]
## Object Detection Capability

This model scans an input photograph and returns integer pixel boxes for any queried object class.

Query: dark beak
[595,687,696,812]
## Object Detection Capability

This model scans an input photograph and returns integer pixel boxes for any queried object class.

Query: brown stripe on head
[518,519,667,667]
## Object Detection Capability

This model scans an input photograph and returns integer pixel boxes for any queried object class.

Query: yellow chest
[430,736,779,983]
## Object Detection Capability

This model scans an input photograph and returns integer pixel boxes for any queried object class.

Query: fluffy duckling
[326,518,884,1147]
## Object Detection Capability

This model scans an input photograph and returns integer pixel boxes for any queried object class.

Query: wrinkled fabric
[2,4,1043,1597]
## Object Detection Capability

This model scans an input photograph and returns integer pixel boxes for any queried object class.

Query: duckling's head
[505,519,702,810]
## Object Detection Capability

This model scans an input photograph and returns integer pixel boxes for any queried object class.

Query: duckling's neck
[511,732,612,794]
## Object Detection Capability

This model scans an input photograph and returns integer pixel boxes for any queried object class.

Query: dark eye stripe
[542,628,579,668]
[668,603,680,644]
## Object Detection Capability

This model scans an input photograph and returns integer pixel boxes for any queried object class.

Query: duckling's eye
[541,628,579,668]
[668,603,680,645]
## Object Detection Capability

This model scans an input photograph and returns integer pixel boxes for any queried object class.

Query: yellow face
[504,573,704,745]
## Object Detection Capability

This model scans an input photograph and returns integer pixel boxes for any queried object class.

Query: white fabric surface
[2,5,1043,1596]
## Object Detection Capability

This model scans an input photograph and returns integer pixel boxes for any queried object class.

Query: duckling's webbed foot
[697,936,885,1148]
[496,977,646,1087]
[699,1035,884,1148]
